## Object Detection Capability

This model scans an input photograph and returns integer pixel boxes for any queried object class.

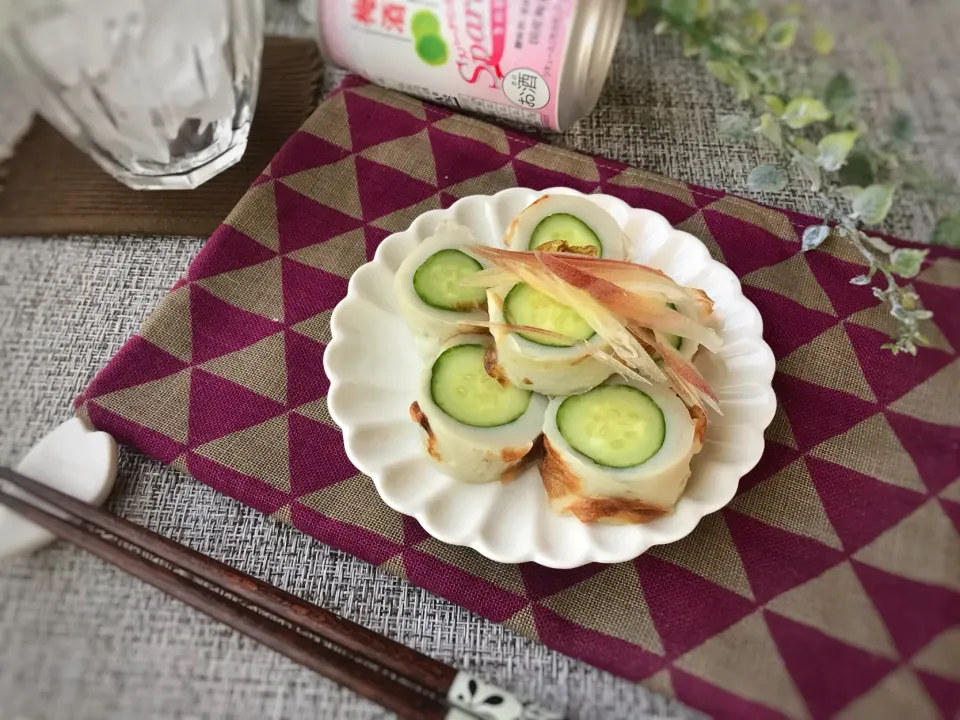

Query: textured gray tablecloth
[1,1,958,719]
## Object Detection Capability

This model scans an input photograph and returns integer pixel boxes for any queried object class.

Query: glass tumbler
[3,0,264,189]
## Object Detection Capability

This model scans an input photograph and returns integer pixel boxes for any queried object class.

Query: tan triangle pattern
[301,91,352,150]
[271,504,292,524]
[888,359,960,428]
[75,403,92,430]
[378,554,407,581]
[201,332,287,404]
[609,169,696,207]
[911,627,960,681]
[835,667,941,720]
[514,143,599,181]
[918,257,960,289]
[292,310,333,347]
[197,258,283,322]
[766,561,899,659]
[444,165,518,200]
[431,115,510,154]
[194,415,290,492]
[855,500,960,592]
[415,536,527,597]
[643,669,675,698]
[939,477,960,503]
[778,324,876,402]
[349,83,427,120]
[224,180,279,251]
[810,413,925,492]
[765,403,798,449]
[170,453,188,475]
[731,458,843,549]
[139,285,192,363]
[280,156,363,220]
[817,236,871,267]
[649,512,755,600]
[542,564,664,654]
[846,303,899,337]
[705,196,798,243]
[742,254,837,316]
[674,611,810,720]
[846,305,954,354]
[675,211,725,264]
[370,195,442,234]
[298,473,404,543]
[360,129,437,185]
[502,604,538,640]
[286,228,367,280]
[294,397,338,428]
[917,320,953,354]
[93,369,191,444]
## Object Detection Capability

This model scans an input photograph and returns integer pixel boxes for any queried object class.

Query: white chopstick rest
[445,671,564,720]
[0,418,117,561]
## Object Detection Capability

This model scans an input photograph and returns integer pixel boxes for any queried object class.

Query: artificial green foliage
[626,0,960,354]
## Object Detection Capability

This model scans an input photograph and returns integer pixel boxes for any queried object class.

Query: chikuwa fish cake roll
[654,291,719,363]
[395,222,489,358]
[660,302,702,362]
[504,194,626,260]
[485,281,613,397]
[409,335,548,484]
[540,377,705,524]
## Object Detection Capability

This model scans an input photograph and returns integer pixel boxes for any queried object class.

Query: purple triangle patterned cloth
[76,78,960,720]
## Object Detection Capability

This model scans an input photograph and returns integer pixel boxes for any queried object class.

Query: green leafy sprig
[626,0,960,355]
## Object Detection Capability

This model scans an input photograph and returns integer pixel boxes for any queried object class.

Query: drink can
[315,0,626,131]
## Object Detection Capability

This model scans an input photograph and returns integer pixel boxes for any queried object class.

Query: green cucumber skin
[529,214,603,254]
[556,385,666,468]
[430,344,532,428]
[413,249,487,311]
[502,283,596,348]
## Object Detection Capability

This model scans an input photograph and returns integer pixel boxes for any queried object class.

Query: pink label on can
[319,0,577,130]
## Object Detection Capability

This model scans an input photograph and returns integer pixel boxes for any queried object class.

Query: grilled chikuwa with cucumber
[410,335,548,485]
[395,222,490,359]
[400,195,721,521]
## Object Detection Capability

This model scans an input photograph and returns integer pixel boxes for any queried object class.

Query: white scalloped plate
[325,188,776,568]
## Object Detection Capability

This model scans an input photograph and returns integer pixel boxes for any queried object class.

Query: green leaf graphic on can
[416,34,448,66]
[412,10,447,66]
[412,10,440,39]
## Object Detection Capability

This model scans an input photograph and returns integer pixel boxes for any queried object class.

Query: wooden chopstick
[0,466,566,720]
[0,466,455,696]
[0,484,449,720]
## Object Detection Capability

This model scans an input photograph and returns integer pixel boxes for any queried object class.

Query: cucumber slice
[503,282,596,348]
[431,344,532,427]
[413,249,487,311]
[556,385,666,468]
[663,303,682,350]
[529,214,602,255]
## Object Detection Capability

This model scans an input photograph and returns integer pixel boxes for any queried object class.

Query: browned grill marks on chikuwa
[409,402,441,461]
